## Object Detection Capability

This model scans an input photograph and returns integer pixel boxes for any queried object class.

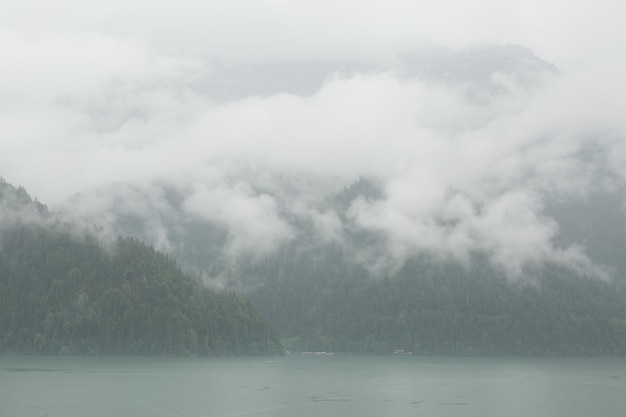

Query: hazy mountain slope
[247,249,626,355]
[0,179,282,355]
[232,179,626,355]
[195,44,557,102]
[402,44,559,100]
[31,45,626,355]
[547,190,626,278]
[56,173,626,355]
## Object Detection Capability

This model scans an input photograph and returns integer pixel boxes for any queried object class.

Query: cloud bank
[1,0,625,278]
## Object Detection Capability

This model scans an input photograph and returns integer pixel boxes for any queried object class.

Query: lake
[1,354,626,417]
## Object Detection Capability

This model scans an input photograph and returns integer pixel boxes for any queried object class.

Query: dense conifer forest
[248,251,626,355]
[242,179,626,356]
[4,178,626,357]
[0,180,282,355]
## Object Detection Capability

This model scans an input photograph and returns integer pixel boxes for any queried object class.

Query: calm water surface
[1,355,626,417]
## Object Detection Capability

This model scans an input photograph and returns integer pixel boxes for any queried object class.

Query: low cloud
[182,181,293,258]
[2,1,625,279]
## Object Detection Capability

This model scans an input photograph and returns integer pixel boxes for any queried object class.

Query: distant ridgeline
[0,179,282,356]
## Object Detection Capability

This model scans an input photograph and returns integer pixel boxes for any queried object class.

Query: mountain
[247,246,626,355]
[401,44,559,100]
[231,179,626,355]
[191,44,556,102]
[0,179,282,356]
[55,175,626,356]
[26,45,626,355]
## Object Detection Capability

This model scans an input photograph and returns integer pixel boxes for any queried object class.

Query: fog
[2,0,625,279]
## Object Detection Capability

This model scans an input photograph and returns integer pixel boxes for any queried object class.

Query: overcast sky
[3,0,625,66]
[1,0,625,276]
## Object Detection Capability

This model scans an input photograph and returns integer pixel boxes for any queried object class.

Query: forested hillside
[248,251,626,355]
[0,179,282,356]
[243,179,626,356]
[51,176,626,356]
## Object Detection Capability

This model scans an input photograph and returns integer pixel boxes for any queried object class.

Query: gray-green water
[2,355,626,417]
